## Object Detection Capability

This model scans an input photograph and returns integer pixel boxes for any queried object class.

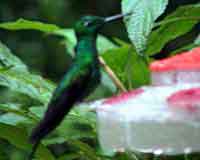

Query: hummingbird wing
[30,59,94,144]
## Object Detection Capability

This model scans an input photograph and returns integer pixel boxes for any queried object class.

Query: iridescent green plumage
[28,14,127,159]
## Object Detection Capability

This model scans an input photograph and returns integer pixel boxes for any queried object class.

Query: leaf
[97,36,117,53]
[69,104,97,128]
[0,41,55,104]
[100,70,117,93]
[0,41,28,71]
[0,103,38,125]
[68,140,100,160]
[53,105,97,141]
[87,70,117,100]
[0,113,28,126]
[0,19,117,56]
[0,123,55,160]
[125,48,150,89]
[58,153,81,160]
[0,69,55,104]
[0,18,60,32]
[53,29,117,56]
[53,29,77,56]
[122,0,168,54]
[29,106,45,118]
[102,45,150,89]
[146,4,200,55]
[112,152,139,160]
[56,115,96,141]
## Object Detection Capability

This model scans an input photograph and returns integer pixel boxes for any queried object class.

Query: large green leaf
[0,103,38,125]
[102,45,150,89]
[0,113,28,126]
[53,29,77,56]
[0,69,55,104]
[0,19,117,57]
[122,0,168,54]
[68,140,100,160]
[0,41,57,158]
[0,123,55,160]
[0,41,28,72]
[146,4,200,55]
[0,41,55,104]
[0,18,60,32]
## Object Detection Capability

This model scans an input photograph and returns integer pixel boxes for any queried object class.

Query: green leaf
[100,70,117,93]
[87,70,117,100]
[0,41,28,71]
[0,113,28,126]
[29,106,45,118]
[69,104,97,129]
[54,105,97,142]
[97,36,117,53]
[112,152,139,160]
[125,48,150,89]
[0,69,55,104]
[102,46,150,89]
[0,18,60,32]
[0,123,55,160]
[68,140,100,160]
[146,4,200,55]
[58,153,81,160]
[56,115,96,141]
[0,103,38,125]
[0,41,55,104]
[122,0,168,54]
[0,19,117,56]
[53,29,77,56]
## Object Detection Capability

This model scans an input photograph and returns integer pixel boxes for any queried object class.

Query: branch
[98,56,127,92]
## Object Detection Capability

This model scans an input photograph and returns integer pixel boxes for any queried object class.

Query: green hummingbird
[28,13,129,159]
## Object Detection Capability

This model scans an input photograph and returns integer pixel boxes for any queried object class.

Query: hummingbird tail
[28,140,40,160]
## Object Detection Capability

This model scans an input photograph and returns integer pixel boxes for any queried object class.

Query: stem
[98,56,127,92]
[154,16,200,28]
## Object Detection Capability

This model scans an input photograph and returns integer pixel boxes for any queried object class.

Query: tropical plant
[0,0,199,159]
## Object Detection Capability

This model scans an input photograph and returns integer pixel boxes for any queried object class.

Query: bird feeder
[150,47,200,85]
[96,47,200,155]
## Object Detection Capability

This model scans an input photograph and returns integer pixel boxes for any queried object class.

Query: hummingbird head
[74,13,130,37]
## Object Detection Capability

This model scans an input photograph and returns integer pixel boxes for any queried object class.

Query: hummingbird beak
[104,12,131,23]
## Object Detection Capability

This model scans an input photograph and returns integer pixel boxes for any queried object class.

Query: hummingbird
[28,13,129,159]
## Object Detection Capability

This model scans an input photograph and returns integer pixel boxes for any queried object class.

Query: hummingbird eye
[84,21,93,27]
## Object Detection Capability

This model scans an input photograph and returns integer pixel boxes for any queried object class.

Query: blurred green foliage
[0,0,199,160]
[0,0,125,80]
